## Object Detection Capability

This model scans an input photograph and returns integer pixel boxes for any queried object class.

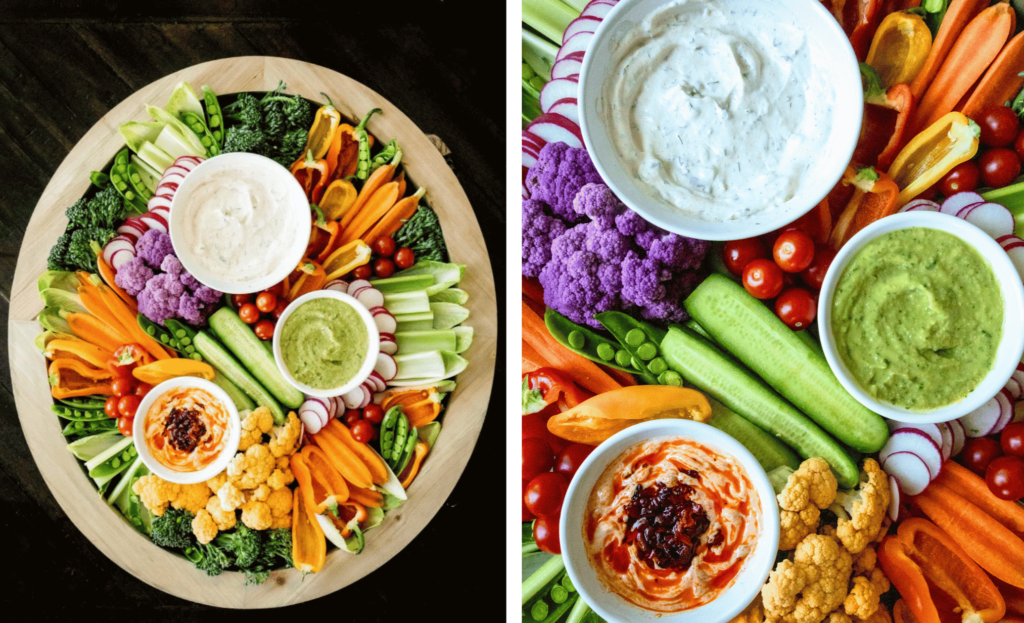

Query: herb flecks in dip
[144,387,230,473]
[601,0,835,222]
[585,436,761,613]
[831,227,1003,410]
[280,297,369,390]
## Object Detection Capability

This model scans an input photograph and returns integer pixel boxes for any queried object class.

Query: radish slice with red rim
[356,287,384,310]
[147,194,173,212]
[373,309,397,335]
[940,191,984,215]
[298,409,322,435]
[358,383,372,409]
[900,198,940,212]
[342,387,364,410]
[347,279,372,297]
[881,451,931,496]
[948,418,966,457]
[888,475,900,522]
[539,78,579,114]
[935,422,953,462]
[375,353,397,381]
[526,113,583,149]
[548,99,580,126]
[110,249,135,270]
[879,428,942,479]
[562,16,601,45]
[551,57,583,81]
[887,420,942,448]
[990,389,1015,435]
[958,202,1015,239]
[379,334,398,356]
[556,32,594,64]
[323,279,349,292]
[959,393,1004,437]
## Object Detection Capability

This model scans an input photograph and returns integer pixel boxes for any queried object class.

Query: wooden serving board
[7,56,496,608]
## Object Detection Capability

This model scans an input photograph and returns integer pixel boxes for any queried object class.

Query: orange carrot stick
[521,300,622,395]
[909,0,991,100]
[522,339,547,373]
[340,182,401,245]
[361,187,426,248]
[67,312,130,353]
[341,152,401,230]
[960,31,1024,120]
[80,279,170,360]
[932,462,1024,536]
[306,430,374,490]
[324,420,388,485]
[95,253,138,315]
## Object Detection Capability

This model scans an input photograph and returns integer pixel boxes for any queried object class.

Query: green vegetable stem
[353,108,381,180]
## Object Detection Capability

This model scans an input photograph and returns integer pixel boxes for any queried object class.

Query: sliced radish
[522,130,547,152]
[300,399,329,428]
[548,98,580,126]
[117,220,147,240]
[159,171,186,186]
[347,279,372,297]
[959,394,1003,437]
[882,451,932,496]
[298,409,323,435]
[379,333,397,356]
[375,353,397,381]
[935,422,953,462]
[1005,375,1022,400]
[887,420,943,449]
[308,396,335,421]
[551,57,583,81]
[139,212,168,234]
[880,428,942,480]
[527,113,584,149]
[368,371,387,393]
[523,149,538,173]
[324,279,349,292]
[539,77,580,114]
[556,32,594,64]
[562,16,602,45]
[888,475,900,522]
[110,248,135,270]
[958,202,1015,238]
[940,191,984,215]
[160,165,191,180]
[102,237,135,266]
[373,308,397,335]
[156,182,180,197]
[989,389,1015,435]
[900,198,941,212]
[356,287,384,310]
[358,383,372,409]
[522,138,540,159]
[123,215,150,232]
[948,419,966,457]
[1001,243,1024,281]
[1011,363,1024,398]
[173,155,204,170]
[147,194,173,212]
[580,1,615,20]
[342,386,365,410]
[113,229,139,246]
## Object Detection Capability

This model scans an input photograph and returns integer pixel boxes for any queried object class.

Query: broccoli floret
[282,95,313,130]
[193,542,231,576]
[225,92,262,127]
[214,524,262,569]
[223,126,269,156]
[66,227,114,273]
[240,528,293,585]
[64,198,90,229]
[394,205,447,262]
[274,128,307,166]
[150,508,195,549]
[47,233,73,271]
[261,102,286,141]
[86,185,127,230]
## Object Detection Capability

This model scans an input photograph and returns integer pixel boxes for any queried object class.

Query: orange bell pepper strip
[865,11,932,89]
[855,64,917,171]
[346,483,384,508]
[300,445,350,510]
[316,178,358,222]
[878,518,1005,623]
[306,429,374,489]
[398,441,429,489]
[323,420,388,485]
[828,165,900,250]
[291,487,325,574]
[286,260,326,302]
[290,149,329,201]
[324,123,354,181]
[47,358,114,399]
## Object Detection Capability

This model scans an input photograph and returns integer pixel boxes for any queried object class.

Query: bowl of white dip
[579,0,862,241]
[169,152,311,294]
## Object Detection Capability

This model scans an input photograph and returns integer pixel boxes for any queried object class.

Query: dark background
[0,1,504,619]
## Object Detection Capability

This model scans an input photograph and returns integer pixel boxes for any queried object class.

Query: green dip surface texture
[280,297,369,390]
[831,227,1003,410]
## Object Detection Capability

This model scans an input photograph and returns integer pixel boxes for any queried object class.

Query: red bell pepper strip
[822,0,884,60]
[290,149,329,201]
[828,165,901,250]
[522,368,592,415]
[854,64,917,171]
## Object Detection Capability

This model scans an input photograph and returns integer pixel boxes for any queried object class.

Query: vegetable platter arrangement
[522,2,1024,623]
[9,57,495,608]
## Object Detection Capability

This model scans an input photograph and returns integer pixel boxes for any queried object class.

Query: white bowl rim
[133,376,241,485]
[271,289,380,399]
[577,0,863,241]
[168,152,311,294]
[817,211,1024,423]
[559,418,780,623]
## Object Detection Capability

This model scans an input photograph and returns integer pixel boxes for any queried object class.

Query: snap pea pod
[393,425,419,475]
[522,555,579,623]
[379,406,404,466]
[369,138,398,173]
[90,171,110,188]
[138,313,182,352]
[125,160,153,203]
[181,110,220,156]
[52,404,109,421]
[109,148,147,213]
[164,319,203,361]
[62,417,118,437]
[57,396,108,410]
[594,311,669,386]
[389,411,411,469]
[543,308,638,376]
[353,108,381,180]
[88,438,138,479]
[201,85,225,148]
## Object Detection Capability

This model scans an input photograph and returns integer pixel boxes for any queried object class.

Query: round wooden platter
[8,56,497,608]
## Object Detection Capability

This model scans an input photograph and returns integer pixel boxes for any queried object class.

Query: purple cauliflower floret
[114,256,154,297]
[522,199,569,278]
[573,183,625,230]
[160,254,184,276]
[136,229,175,269]
[539,226,626,328]
[180,271,201,291]
[525,142,602,223]
[195,285,222,305]
[137,272,186,326]
[647,233,710,271]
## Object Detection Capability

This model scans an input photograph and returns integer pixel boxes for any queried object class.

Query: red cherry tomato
[522,480,535,522]
[352,265,373,280]
[273,298,288,320]
[343,409,362,428]
[722,238,768,277]
[231,293,253,308]
[351,420,376,443]
[238,303,261,324]
[363,403,385,425]
[523,437,555,482]
[986,455,1024,500]
[372,237,397,257]
[800,246,836,290]
[554,444,595,482]
[1001,422,1024,458]
[105,396,120,419]
[111,377,135,398]
[374,258,395,278]
[253,319,275,341]
[1016,129,1024,162]
[117,394,141,419]
[743,259,785,300]
[978,106,1021,147]
[939,160,981,196]
[775,288,817,330]
[773,230,816,273]
[979,147,1022,189]
[394,247,415,269]
[134,382,153,398]
[255,291,278,314]
[118,416,134,437]
[961,437,1003,476]
[524,472,568,519]
[523,412,569,454]
[533,515,561,555]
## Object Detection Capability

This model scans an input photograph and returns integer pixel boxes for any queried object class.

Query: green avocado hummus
[280,297,369,390]
[831,227,1003,410]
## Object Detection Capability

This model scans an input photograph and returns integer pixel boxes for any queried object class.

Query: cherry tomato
[1016,129,1024,162]
[533,516,561,555]
[111,376,135,398]
[238,303,261,324]
[775,288,817,330]
[374,258,395,278]
[105,396,120,419]
[117,394,141,419]
[1001,422,1024,458]
[372,236,397,257]
[979,147,1022,189]
[343,409,362,428]
[773,230,815,273]
[134,382,153,398]
[256,291,278,314]
[800,246,835,290]
[394,247,415,269]
[722,238,768,277]
[523,437,555,482]
[939,160,981,196]
[351,420,376,443]
[524,472,568,519]
[961,437,1003,476]
[254,319,275,341]
[986,455,1024,500]
[273,298,288,319]
[118,416,134,437]
[523,412,568,454]
[363,403,385,425]
[743,259,785,300]
[554,444,594,482]
[111,344,146,376]
[522,480,535,522]
[231,293,253,308]
[978,106,1021,147]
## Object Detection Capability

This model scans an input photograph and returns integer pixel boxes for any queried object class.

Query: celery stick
[523,0,580,45]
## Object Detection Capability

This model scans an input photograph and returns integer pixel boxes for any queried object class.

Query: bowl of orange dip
[133,377,240,485]
[561,419,779,622]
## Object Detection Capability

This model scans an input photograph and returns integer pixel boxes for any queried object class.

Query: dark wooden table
[0,1,504,617]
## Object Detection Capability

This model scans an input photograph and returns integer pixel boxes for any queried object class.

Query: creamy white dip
[601,0,836,222]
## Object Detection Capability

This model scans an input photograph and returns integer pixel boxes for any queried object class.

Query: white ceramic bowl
[578,0,862,241]
[560,419,780,623]
[272,289,380,399]
[818,212,1024,423]
[133,376,241,485]
[169,152,311,294]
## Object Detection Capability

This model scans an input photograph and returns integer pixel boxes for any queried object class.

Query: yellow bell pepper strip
[291,487,326,574]
[131,359,215,385]
[302,93,342,161]
[48,358,113,399]
[289,150,330,201]
[866,11,932,88]
[887,111,979,208]
[324,420,388,485]
[398,441,429,489]
[286,260,326,302]
[317,178,358,222]
[878,517,1006,623]
[828,166,901,250]
[352,108,381,180]
[322,240,372,282]
[66,312,129,353]
[855,64,918,171]
[44,339,113,369]
[306,429,374,489]
[293,445,350,515]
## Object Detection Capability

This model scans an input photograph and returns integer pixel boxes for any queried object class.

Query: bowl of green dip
[819,212,1024,423]
[272,290,379,398]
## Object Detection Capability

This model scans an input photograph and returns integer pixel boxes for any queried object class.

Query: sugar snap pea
[543,308,637,375]
[51,404,109,421]
[110,149,147,213]
[58,396,108,410]
[62,418,118,437]
[593,311,667,385]
[353,108,381,180]
[89,442,138,479]
[389,411,410,468]
[201,85,225,148]
[125,160,153,203]
[165,319,203,361]
[181,110,220,156]
[380,406,403,464]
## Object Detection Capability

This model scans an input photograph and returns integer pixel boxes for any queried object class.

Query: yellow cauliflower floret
[851,546,877,576]
[205,471,228,493]
[269,412,301,458]
[781,506,821,551]
[853,605,892,623]
[192,509,219,544]
[842,577,881,620]
[170,482,212,514]
[217,482,246,512]
[133,474,180,516]
[834,460,891,555]
[227,443,274,490]
[277,456,290,470]
[827,614,851,623]
[240,499,273,530]
[272,513,292,530]
[762,533,852,623]
[238,407,274,451]
[267,466,294,490]
[267,487,292,517]
[250,484,271,502]
[774,459,839,551]
[205,495,237,531]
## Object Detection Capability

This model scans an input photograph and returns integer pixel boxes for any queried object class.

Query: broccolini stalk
[353,108,382,180]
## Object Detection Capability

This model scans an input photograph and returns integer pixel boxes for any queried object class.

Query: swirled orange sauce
[584,436,761,613]
[144,387,230,473]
